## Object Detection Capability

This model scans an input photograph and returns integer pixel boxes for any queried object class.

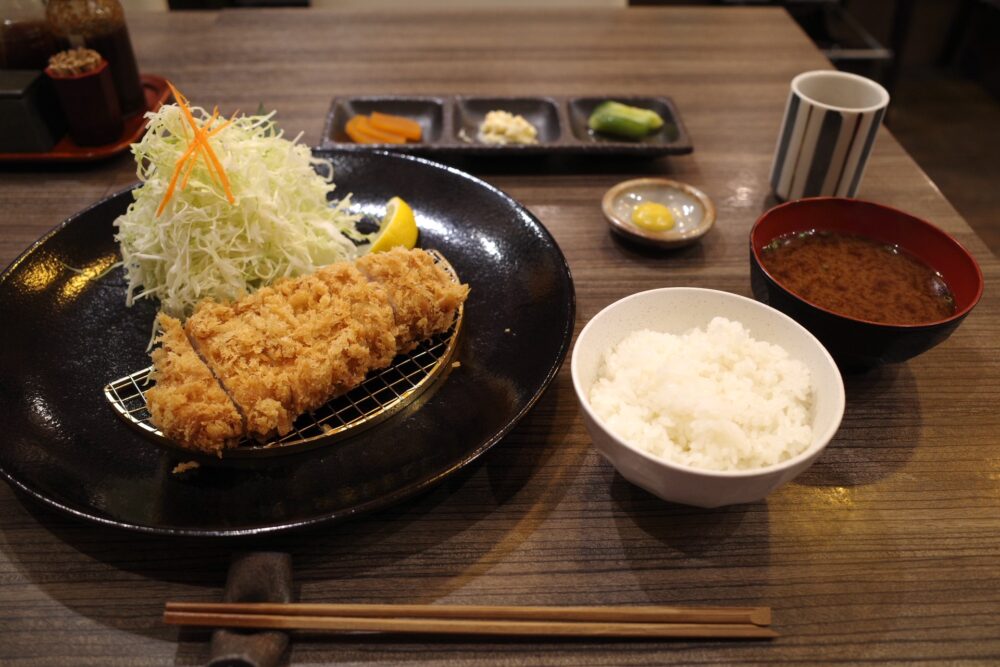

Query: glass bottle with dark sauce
[1,0,68,69]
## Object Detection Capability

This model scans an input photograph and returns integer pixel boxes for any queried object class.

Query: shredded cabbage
[114,103,364,318]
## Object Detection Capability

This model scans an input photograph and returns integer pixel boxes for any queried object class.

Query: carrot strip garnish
[156,138,201,217]
[191,105,234,202]
[167,82,192,141]
[157,82,236,216]
[208,117,235,138]
[181,106,224,188]
[190,107,222,187]
[198,136,233,201]
[180,146,200,189]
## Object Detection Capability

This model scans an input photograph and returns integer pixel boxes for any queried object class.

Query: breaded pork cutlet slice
[356,247,470,353]
[146,248,469,452]
[145,313,243,455]
[184,262,398,440]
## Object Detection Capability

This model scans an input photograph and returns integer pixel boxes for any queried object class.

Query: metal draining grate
[104,252,462,458]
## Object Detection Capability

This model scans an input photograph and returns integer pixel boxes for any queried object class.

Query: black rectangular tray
[321,95,693,156]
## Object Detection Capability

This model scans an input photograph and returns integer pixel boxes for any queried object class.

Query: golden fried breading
[185,263,396,440]
[315,262,398,387]
[356,247,470,352]
[147,248,467,451]
[144,313,243,455]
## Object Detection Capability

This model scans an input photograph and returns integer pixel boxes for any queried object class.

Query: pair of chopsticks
[164,602,777,639]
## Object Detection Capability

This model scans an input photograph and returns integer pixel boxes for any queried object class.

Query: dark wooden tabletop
[2,7,998,666]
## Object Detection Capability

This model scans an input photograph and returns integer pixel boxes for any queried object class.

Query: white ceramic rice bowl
[571,287,845,507]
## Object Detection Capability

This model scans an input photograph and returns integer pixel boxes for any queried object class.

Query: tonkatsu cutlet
[185,261,398,439]
[145,313,243,454]
[145,247,469,454]
[356,247,470,353]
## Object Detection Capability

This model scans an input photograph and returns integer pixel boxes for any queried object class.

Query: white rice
[588,317,813,471]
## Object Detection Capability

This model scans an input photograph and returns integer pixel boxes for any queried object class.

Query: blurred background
[17,0,1000,254]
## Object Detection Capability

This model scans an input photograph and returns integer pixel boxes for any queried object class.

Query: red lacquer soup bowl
[750,198,984,369]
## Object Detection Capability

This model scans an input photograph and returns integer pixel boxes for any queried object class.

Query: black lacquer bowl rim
[0,149,576,537]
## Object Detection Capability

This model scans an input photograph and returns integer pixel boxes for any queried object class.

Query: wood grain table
[2,7,998,666]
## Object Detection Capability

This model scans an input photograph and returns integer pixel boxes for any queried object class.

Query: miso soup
[760,230,955,324]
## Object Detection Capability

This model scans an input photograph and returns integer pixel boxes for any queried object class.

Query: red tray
[0,74,171,162]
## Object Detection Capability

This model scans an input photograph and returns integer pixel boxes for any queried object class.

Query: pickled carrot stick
[345,115,406,144]
[369,112,422,141]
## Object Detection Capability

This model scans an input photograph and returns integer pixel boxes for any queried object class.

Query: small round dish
[602,177,715,248]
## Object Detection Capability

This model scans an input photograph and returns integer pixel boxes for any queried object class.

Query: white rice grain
[588,317,813,471]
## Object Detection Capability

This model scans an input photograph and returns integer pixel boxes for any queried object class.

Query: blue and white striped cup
[770,70,890,201]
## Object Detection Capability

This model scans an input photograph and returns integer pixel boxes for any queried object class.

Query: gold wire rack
[103,252,463,458]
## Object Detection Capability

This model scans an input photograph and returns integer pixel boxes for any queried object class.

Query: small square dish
[568,96,683,145]
[454,96,561,145]
[325,96,446,145]
[321,94,693,156]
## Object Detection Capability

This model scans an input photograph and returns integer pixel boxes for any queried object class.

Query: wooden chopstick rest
[206,552,293,667]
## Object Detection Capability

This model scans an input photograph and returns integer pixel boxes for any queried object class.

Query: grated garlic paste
[477,110,538,145]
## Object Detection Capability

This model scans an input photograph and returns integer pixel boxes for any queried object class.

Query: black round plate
[0,150,575,537]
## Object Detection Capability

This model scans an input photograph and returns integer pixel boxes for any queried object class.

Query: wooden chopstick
[166,602,771,626]
[163,602,776,639]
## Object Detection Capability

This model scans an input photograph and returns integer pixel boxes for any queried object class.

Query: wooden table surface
[1,7,998,666]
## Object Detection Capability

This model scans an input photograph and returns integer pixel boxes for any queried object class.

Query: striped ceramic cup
[770,70,890,201]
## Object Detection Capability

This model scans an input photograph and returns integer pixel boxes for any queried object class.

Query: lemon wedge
[369,196,418,253]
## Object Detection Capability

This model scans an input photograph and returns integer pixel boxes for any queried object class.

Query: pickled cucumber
[588,101,664,139]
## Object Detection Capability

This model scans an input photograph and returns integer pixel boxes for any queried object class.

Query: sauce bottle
[1,0,67,69]
[46,0,144,115]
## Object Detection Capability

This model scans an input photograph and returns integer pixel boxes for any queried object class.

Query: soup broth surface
[760,230,955,324]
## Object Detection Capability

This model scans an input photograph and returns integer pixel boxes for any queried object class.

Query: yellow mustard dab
[631,202,675,232]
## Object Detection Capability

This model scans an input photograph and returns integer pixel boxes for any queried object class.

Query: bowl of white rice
[571,287,845,507]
